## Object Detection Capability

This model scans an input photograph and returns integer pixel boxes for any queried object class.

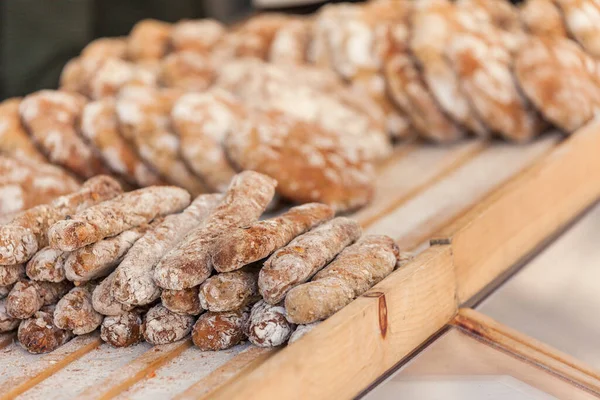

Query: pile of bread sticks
[0,171,405,354]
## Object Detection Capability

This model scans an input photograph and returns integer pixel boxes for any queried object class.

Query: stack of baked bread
[2,0,599,218]
[0,172,406,353]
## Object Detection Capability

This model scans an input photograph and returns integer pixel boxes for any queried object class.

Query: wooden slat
[176,347,276,400]
[0,334,102,400]
[201,245,457,400]
[374,328,597,400]
[366,135,559,249]
[354,140,486,228]
[75,339,192,400]
[477,201,600,369]
[116,343,258,400]
[19,342,153,400]
[452,308,600,396]
[434,121,600,303]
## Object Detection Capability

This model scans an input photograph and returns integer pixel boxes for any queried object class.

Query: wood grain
[202,245,457,400]
[75,339,193,400]
[434,122,600,303]
[452,308,600,396]
[0,335,102,400]
[354,140,486,228]
[176,347,276,400]
[366,135,558,249]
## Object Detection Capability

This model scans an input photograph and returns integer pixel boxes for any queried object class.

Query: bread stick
[0,155,80,215]
[224,109,375,212]
[80,98,162,187]
[127,19,172,62]
[112,193,222,306]
[101,310,145,347]
[0,284,12,299]
[191,307,250,351]
[92,273,135,316]
[161,287,202,315]
[88,58,158,100]
[259,217,362,304]
[0,299,19,332]
[0,175,123,265]
[520,0,568,38]
[81,37,127,60]
[49,186,190,251]
[26,247,68,282]
[0,264,25,286]
[171,89,241,192]
[54,284,103,335]
[288,322,320,344]
[18,306,73,354]
[410,0,488,136]
[59,56,102,96]
[246,300,293,347]
[285,235,399,324]
[154,171,277,290]
[6,280,72,319]
[170,19,226,54]
[212,203,334,273]
[143,304,195,345]
[198,269,259,312]
[64,224,151,282]
[515,36,600,132]
[159,51,214,91]
[269,18,310,65]
[0,98,47,162]
[216,59,391,162]
[115,85,206,195]
[19,90,108,178]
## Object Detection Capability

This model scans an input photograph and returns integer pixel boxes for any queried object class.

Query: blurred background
[0,0,371,100]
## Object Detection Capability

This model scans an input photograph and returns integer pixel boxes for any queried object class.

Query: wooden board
[433,120,600,304]
[477,201,600,369]
[452,309,600,397]
[367,328,597,400]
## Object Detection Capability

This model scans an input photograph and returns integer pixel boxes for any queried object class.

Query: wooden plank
[176,347,276,400]
[19,342,153,400]
[0,334,102,400]
[452,308,600,396]
[477,201,600,369]
[371,329,597,400]
[75,339,193,400]
[434,122,600,303]
[366,135,558,249]
[117,343,258,400]
[354,140,485,228]
[201,245,457,400]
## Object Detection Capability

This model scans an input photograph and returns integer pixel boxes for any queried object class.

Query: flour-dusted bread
[224,110,375,212]
[20,90,108,178]
[48,186,190,251]
[6,280,72,320]
[212,203,334,273]
[259,217,362,304]
[285,235,399,324]
[112,194,221,306]
[154,171,276,290]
